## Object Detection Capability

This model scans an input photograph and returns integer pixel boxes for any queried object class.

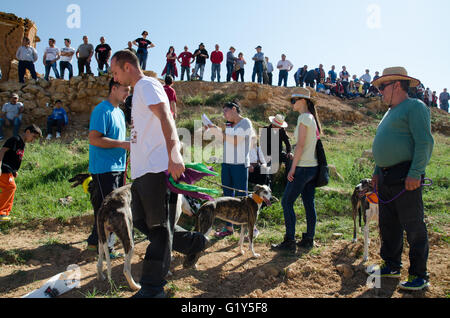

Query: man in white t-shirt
[60,38,75,80]
[110,50,208,298]
[0,93,24,140]
[43,38,60,81]
[277,54,293,87]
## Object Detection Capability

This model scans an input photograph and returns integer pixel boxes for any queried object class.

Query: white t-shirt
[44,47,60,61]
[60,47,75,62]
[223,118,253,167]
[130,76,171,179]
[277,60,293,71]
[2,102,24,121]
[294,113,318,167]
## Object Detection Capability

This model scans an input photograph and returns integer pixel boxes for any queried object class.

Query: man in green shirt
[368,67,434,291]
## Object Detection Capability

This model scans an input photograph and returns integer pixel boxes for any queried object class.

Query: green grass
[1,118,448,246]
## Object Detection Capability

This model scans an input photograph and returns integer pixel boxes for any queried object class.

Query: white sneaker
[56,132,61,139]
[46,134,52,140]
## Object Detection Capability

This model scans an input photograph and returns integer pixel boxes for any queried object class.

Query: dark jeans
[44,61,60,80]
[60,61,73,79]
[342,81,350,97]
[226,62,234,82]
[18,60,37,83]
[378,179,429,280]
[136,50,148,70]
[252,61,263,83]
[268,72,273,85]
[131,172,206,292]
[278,70,288,87]
[78,57,93,75]
[98,59,109,75]
[180,66,190,81]
[236,69,244,82]
[166,62,175,78]
[281,166,318,241]
[86,171,125,246]
[47,118,65,135]
[221,163,249,228]
[0,117,21,138]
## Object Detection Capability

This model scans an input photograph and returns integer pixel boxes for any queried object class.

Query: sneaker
[46,134,52,140]
[109,250,124,259]
[56,132,61,139]
[399,275,430,291]
[0,215,11,222]
[214,228,234,238]
[271,239,296,252]
[296,233,314,250]
[366,261,401,278]
[131,288,166,298]
[183,252,201,269]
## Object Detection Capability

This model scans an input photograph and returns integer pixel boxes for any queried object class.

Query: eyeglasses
[378,81,396,91]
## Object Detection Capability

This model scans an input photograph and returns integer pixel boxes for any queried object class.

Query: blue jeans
[44,61,60,80]
[60,61,73,80]
[0,117,21,138]
[221,163,249,228]
[278,70,288,87]
[193,63,205,80]
[441,102,449,113]
[137,50,148,70]
[181,66,190,81]
[281,166,318,241]
[166,63,175,77]
[211,63,221,82]
[226,62,234,82]
[252,61,263,83]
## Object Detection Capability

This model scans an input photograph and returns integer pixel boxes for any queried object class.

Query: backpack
[314,130,329,188]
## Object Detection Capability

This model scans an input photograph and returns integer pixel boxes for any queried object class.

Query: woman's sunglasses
[291,98,302,105]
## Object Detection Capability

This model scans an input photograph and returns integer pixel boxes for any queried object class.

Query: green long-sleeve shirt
[372,98,434,179]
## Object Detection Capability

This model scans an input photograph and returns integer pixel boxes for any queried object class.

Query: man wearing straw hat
[367,67,434,291]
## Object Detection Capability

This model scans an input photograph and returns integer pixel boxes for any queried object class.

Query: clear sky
[2,0,449,93]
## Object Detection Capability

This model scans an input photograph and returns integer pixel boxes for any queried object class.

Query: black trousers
[378,179,429,280]
[87,172,124,246]
[78,57,93,75]
[131,172,206,292]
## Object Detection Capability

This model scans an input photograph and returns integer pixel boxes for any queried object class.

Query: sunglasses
[378,81,396,91]
[291,98,304,105]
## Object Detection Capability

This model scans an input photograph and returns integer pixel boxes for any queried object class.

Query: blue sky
[2,0,449,93]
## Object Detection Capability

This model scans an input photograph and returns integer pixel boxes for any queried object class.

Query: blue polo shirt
[88,101,127,174]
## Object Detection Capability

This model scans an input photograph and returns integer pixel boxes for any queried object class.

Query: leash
[124,152,130,185]
[201,179,280,202]
[373,178,433,205]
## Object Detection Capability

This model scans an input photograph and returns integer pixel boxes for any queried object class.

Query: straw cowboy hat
[269,114,288,128]
[288,87,318,104]
[372,66,420,88]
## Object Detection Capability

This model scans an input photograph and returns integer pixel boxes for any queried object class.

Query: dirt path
[0,215,448,298]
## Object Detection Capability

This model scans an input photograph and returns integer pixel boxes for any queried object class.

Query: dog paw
[253,253,261,258]
[352,238,357,243]
[240,249,245,255]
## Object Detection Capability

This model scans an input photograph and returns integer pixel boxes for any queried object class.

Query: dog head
[69,173,93,194]
[253,184,273,207]
[355,178,374,197]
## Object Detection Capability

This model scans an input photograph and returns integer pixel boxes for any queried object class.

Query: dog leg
[97,241,105,281]
[123,247,141,291]
[239,226,246,255]
[103,241,112,282]
[248,226,260,258]
[363,223,369,262]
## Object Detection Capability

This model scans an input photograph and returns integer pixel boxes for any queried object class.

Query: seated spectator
[316,78,329,95]
[332,79,345,99]
[248,134,269,187]
[324,77,334,92]
[0,93,24,140]
[46,100,68,140]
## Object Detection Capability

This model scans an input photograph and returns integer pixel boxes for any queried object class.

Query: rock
[27,259,40,266]
[332,233,344,240]
[336,264,354,279]
[59,196,73,206]
[361,150,374,159]
[285,267,296,279]
[256,270,266,279]
[263,265,280,277]
[38,79,50,89]
[328,165,345,182]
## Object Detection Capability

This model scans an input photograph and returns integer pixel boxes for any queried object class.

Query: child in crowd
[46,100,68,140]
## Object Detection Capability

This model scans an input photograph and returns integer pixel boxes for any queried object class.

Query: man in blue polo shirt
[86,78,130,257]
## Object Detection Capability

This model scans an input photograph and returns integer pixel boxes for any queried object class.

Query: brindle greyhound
[351,178,379,262]
[69,173,194,290]
[196,184,274,259]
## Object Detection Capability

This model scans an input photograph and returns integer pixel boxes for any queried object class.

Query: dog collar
[365,192,378,204]
[82,176,93,194]
[252,193,264,205]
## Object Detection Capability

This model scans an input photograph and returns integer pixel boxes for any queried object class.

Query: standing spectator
[315,64,326,85]
[85,78,131,258]
[210,44,223,82]
[76,36,94,76]
[439,88,449,112]
[277,54,293,87]
[43,38,60,81]
[162,46,177,78]
[133,31,155,70]
[340,66,350,97]
[234,52,246,82]
[251,46,265,84]
[431,91,438,108]
[163,75,177,119]
[177,46,194,81]
[46,100,68,140]
[125,41,137,55]
[360,69,372,96]
[0,94,24,140]
[95,36,112,76]
[110,50,208,298]
[193,43,209,81]
[369,67,434,291]
[328,65,337,83]
[16,37,38,83]
[373,71,380,81]
[248,134,269,187]
[0,124,42,222]
[271,88,321,252]
[304,69,317,89]
[424,88,432,107]
[60,38,75,80]
[226,47,238,82]
[265,57,274,85]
